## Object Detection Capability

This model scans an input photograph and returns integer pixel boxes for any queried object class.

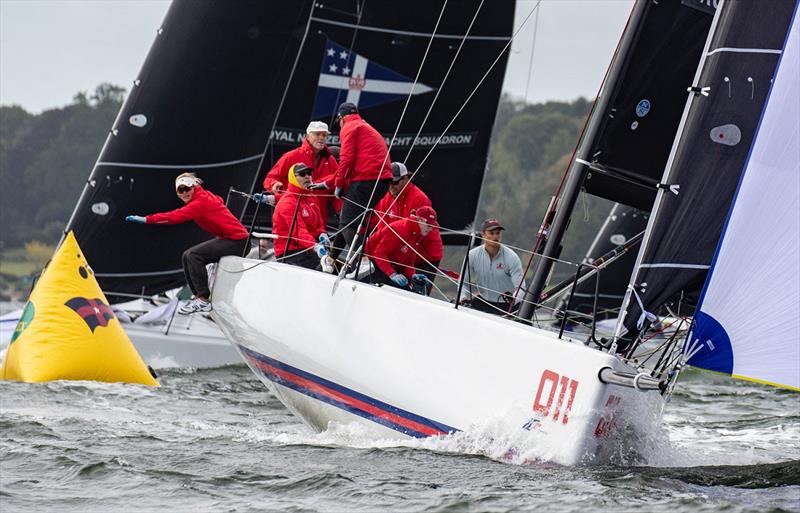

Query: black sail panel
[584,0,715,209]
[622,0,798,337]
[249,0,515,241]
[66,0,311,297]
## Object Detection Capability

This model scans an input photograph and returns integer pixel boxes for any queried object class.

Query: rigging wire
[327,0,368,127]
[509,2,641,308]
[403,0,486,163]
[523,3,541,103]
[245,3,319,202]
[334,0,451,288]
[382,0,543,230]
[370,0,543,249]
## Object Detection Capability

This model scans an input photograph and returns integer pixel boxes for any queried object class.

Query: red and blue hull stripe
[238,345,457,438]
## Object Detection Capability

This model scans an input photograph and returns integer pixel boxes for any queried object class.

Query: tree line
[0,87,610,276]
[0,84,125,249]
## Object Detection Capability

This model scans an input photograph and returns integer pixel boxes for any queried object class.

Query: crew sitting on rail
[459,218,526,316]
[271,163,332,271]
[124,172,250,315]
[363,206,439,291]
[255,121,341,226]
[372,162,443,290]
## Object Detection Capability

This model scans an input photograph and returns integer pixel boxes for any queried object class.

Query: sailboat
[211,0,798,466]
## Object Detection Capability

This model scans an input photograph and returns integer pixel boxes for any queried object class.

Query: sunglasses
[176,186,193,194]
[294,169,313,177]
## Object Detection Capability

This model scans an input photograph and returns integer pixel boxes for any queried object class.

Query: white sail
[687,10,800,390]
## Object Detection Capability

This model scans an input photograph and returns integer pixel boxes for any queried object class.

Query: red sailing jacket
[373,183,443,263]
[334,114,392,189]
[272,183,325,258]
[146,186,248,240]
[263,139,341,220]
[367,218,424,279]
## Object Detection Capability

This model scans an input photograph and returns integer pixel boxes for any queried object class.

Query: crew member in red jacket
[373,162,443,290]
[258,121,341,225]
[125,172,249,314]
[364,206,438,290]
[331,102,393,258]
[272,163,330,270]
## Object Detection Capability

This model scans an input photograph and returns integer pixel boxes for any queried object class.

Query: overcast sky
[0,0,632,113]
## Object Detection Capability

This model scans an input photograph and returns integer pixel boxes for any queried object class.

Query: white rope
[628,284,657,330]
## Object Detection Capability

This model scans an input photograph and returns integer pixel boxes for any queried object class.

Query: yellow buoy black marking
[0,232,158,386]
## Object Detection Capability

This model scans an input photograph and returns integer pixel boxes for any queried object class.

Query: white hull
[1,300,240,369]
[212,257,667,465]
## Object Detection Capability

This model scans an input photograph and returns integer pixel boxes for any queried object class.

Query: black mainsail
[65,1,311,297]
[65,0,514,299]
[519,0,716,320]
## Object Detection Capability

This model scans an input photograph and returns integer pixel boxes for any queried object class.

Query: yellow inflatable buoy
[0,231,158,386]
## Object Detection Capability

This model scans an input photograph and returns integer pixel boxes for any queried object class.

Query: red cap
[415,205,438,227]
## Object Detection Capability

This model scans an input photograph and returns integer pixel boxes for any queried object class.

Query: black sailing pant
[463,296,520,316]
[331,178,391,259]
[182,237,249,299]
[278,248,321,270]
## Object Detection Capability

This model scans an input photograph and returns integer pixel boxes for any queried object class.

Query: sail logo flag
[635,99,651,117]
[311,39,435,118]
[65,297,115,333]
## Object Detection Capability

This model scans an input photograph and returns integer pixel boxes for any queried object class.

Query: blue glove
[390,273,408,287]
[252,193,276,206]
[308,182,328,190]
[334,186,344,200]
[125,215,146,224]
[318,233,330,246]
[411,273,429,284]
[314,243,327,258]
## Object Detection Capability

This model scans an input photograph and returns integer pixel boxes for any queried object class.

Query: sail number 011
[533,370,579,425]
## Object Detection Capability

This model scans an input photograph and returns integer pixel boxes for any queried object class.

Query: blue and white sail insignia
[311,39,435,119]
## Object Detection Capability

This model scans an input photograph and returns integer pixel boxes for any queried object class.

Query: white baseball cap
[175,176,197,190]
[306,121,329,134]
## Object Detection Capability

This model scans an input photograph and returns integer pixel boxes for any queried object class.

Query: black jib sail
[519,0,716,320]
[65,0,514,299]
[618,0,799,343]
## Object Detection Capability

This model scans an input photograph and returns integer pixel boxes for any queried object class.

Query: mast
[518,0,717,321]
[519,0,651,321]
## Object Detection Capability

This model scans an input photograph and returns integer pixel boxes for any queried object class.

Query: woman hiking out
[125,172,250,314]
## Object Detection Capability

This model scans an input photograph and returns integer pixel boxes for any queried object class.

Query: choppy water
[1,365,798,513]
